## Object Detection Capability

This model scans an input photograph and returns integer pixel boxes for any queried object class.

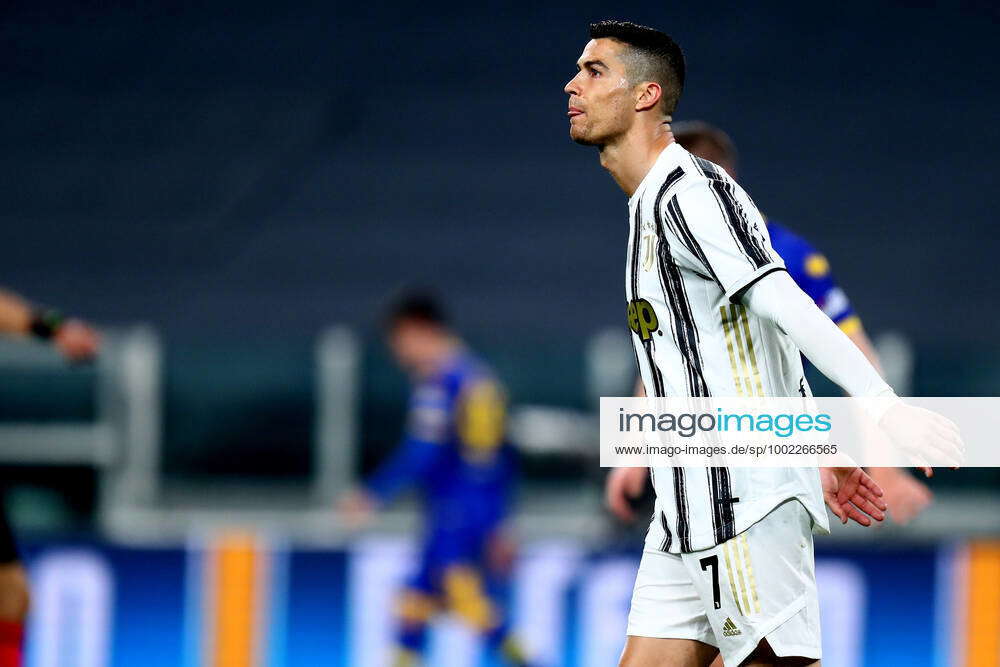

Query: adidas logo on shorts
[722,617,741,637]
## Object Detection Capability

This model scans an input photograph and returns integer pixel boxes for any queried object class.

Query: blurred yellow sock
[392,647,419,667]
[501,636,530,666]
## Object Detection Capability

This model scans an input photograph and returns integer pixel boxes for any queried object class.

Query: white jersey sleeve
[663,166,785,303]
[743,270,897,403]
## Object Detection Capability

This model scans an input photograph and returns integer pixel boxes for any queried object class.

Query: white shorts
[626,499,821,666]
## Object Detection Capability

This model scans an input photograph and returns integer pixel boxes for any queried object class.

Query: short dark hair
[589,20,686,115]
[672,120,738,168]
[384,290,448,330]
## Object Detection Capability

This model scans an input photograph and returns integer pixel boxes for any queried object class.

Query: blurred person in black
[338,293,531,667]
[0,289,99,667]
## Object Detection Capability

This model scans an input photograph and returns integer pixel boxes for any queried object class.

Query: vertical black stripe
[646,342,665,397]
[628,197,665,397]
[660,166,686,199]
[708,467,737,544]
[694,156,765,265]
[628,199,658,395]
[716,467,737,541]
[702,410,736,545]
[672,468,692,553]
[629,199,642,299]
[653,183,711,398]
[666,195,721,288]
[659,510,672,552]
[706,468,719,543]
[628,169,684,399]
[691,156,772,268]
[713,179,772,268]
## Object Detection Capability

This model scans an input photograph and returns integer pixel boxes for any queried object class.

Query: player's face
[686,139,737,179]
[387,320,437,376]
[564,39,636,146]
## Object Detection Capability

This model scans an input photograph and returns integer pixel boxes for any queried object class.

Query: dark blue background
[3,1,997,486]
[2,1,996,345]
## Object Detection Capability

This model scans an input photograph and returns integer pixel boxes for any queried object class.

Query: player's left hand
[54,319,100,362]
[605,466,649,522]
[485,527,518,575]
[336,489,377,529]
[879,403,964,469]
[868,467,933,525]
[820,467,887,526]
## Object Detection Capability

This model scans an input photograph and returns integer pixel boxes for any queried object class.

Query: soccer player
[672,121,932,525]
[0,289,100,667]
[337,293,530,667]
[565,20,960,666]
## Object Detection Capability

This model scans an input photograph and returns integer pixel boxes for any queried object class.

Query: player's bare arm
[844,322,934,516]
[605,378,650,522]
[0,291,32,335]
[836,308,933,514]
[0,289,100,362]
[844,323,883,376]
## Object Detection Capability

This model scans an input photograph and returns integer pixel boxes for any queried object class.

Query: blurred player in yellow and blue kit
[672,120,932,524]
[674,122,864,338]
[339,292,532,666]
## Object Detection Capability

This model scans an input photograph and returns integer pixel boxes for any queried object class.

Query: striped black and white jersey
[625,141,829,553]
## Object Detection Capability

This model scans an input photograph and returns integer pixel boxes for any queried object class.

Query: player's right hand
[605,466,649,522]
[820,467,887,526]
[485,527,518,575]
[336,489,377,529]
[879,403,964,469]
[54,319,100,362]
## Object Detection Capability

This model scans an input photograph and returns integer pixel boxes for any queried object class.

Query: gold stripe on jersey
[732,540,753,615]
[720,305,765,397]
[457,380,506,460]
[740,533,762,613]
[720,307,747,396]
[737,307,765,397]
[729,305,754,397]
[722,540,744,615]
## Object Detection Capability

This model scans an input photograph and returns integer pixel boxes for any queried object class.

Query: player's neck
[599,121,674,197]
[419,336,463,377]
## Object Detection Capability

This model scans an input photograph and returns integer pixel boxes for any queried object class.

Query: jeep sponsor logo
[627,298,659,341]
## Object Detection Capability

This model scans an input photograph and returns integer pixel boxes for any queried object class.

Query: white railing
[5,324,996,544]
[0,327,159,520]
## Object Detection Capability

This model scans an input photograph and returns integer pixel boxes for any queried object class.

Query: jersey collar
[628,141,685,209]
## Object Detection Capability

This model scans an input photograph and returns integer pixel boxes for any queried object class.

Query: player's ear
[635,81,662,113]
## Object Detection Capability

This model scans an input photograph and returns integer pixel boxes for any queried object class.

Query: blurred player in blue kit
[611,123,933,530]
[671,121,932,523]
[338,293,532,667]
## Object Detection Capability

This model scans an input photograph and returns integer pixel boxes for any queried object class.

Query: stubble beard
[570,119,611,148]
[569,122,596,146]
